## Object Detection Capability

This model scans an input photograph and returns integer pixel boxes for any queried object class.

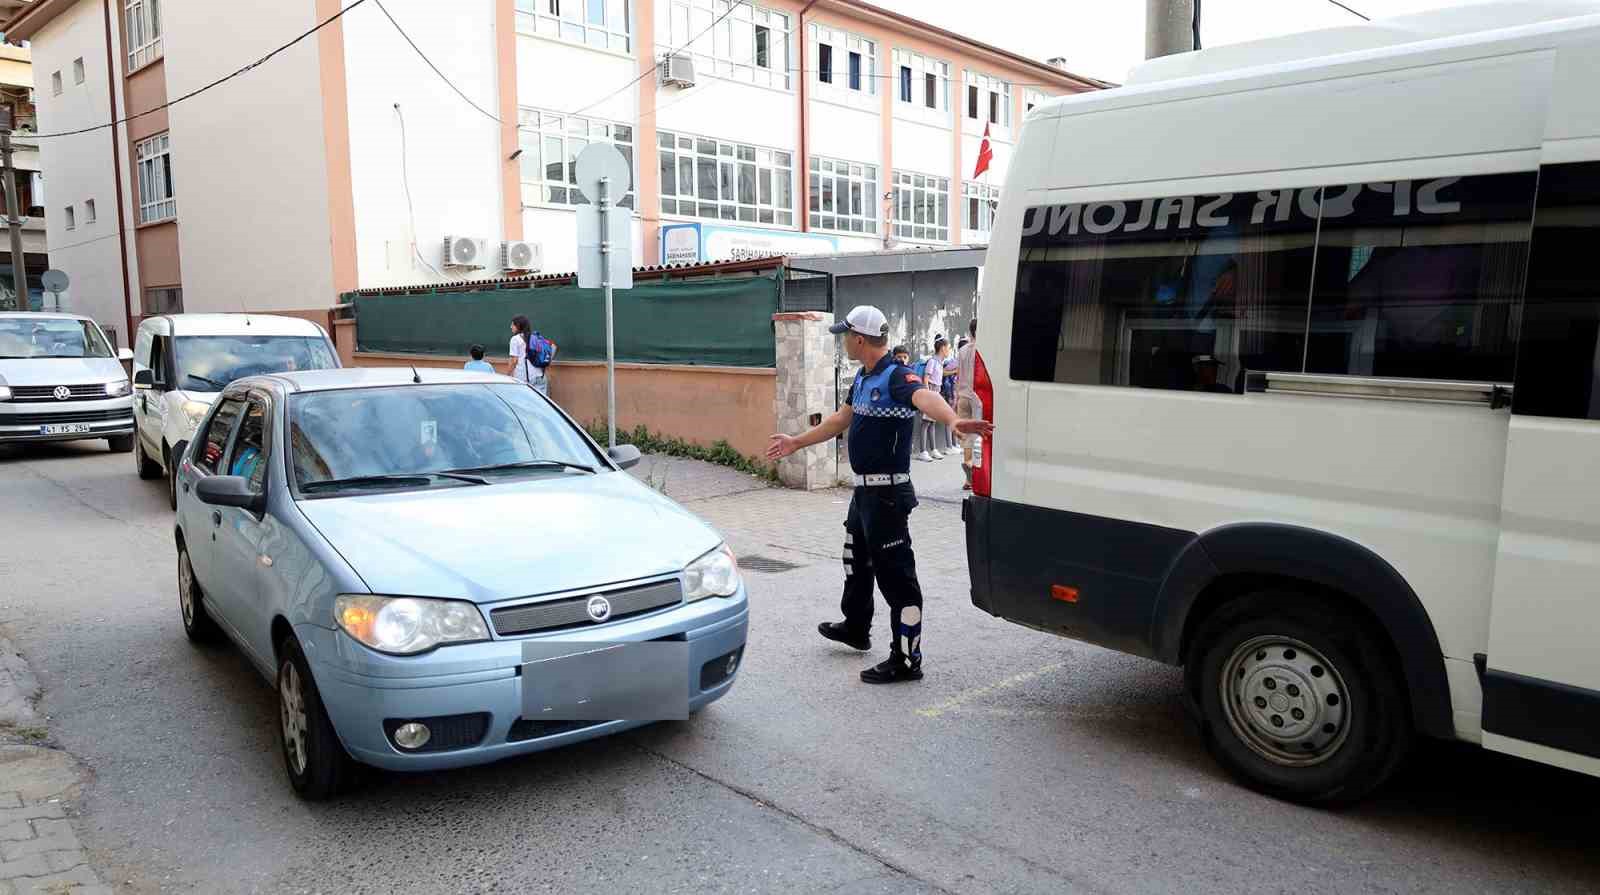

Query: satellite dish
[40,269,69,293]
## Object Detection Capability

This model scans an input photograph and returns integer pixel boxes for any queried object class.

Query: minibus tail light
[973,350,993,497]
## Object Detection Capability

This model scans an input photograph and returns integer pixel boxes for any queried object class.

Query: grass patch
[0,722,48,742]
[586,423,779,484]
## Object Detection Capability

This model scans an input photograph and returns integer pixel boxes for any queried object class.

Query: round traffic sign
[574,143,632,205]
[40,269,69,293]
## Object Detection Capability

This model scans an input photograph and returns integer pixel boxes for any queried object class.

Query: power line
[393,103,442,276]
[374,0,504,124]
[1324,0,1370,20]
[28,0,371,139]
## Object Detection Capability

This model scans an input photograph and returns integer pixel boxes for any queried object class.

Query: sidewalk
[0,635,110,895]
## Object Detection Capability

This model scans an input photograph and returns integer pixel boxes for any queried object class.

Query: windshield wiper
[185,373,227,389]
[444,459,596,476]
[301,471,491,494]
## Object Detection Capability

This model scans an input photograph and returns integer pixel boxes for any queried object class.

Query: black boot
[860,654,923,684]
[818,621,871,651]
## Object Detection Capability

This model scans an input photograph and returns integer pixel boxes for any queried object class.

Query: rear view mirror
[132,369,153,388]
[607,444,642,470]
[196,475,265,513]
[118,348,134,362]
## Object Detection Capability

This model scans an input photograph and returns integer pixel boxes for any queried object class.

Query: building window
[963,182,1000,236]
[891,50,949,113]
[125,0,163,71]
[64,205,75,230]
[965,71,1011,127]
[515,0,633,53]
[84,199,96,224]
[145,286,183,315]
[810,23,874,95]
[893,171,949,243]
[135,132,175,224]
[808,155,877,235]
[667,0,790,90]
[72,58,85,84]
[50,71,61,95]
[26,172,44,218]
[1025,87,1048,113]
[517,109,634,208]
[658,129,793,226]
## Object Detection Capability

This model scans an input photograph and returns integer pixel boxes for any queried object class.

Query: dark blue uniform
[841,353,925,669]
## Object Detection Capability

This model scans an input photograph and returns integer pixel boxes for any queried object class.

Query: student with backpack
[508,315,557,396]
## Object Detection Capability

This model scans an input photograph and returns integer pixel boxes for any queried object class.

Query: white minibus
[967,0,1600,804]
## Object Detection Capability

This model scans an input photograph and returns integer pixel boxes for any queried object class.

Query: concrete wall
[29,0,134,335]
[351,351,776,461]
[343,0,507,289]
[160,0,334,312]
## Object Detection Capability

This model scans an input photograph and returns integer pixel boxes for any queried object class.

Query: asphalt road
[2,442,1598,894]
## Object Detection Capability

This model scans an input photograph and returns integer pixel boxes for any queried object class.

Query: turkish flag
[973,122,994,179]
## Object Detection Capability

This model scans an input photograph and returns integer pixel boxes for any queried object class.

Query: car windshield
[0,318,113,359]
[173,335,336,392]
[288,383,605,495]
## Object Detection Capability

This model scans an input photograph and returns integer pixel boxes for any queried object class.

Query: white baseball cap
[829,305,889,338]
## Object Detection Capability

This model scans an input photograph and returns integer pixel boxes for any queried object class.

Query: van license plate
[39,423,92,435]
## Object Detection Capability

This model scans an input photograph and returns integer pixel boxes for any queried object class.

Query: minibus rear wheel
[1188,591,1412,806]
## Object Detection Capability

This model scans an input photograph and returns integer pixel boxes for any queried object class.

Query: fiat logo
[586,595,612,623]
[53,386,71,401]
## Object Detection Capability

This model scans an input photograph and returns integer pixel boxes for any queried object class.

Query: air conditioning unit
[442,235,488,269]
[659,53,696,89]
[501,239,543,273]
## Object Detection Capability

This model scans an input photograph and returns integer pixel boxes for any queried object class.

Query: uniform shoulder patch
[904,373,922,384]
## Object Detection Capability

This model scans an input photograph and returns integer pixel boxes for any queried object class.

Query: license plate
[39,423,92,435]
[521,641,689,721]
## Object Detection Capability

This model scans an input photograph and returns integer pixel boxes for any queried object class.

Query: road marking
[915,661,1068,719]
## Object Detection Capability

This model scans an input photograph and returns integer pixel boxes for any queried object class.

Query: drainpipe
[796,0,820,233]
[102,0,135,342]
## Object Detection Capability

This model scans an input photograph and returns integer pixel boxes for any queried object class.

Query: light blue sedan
[173,368,748,799]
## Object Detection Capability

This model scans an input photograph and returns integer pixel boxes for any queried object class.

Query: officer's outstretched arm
[766,404,852,459]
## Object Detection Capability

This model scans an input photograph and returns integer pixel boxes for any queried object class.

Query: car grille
[507,719,609,742]
[490,580,683,637]
[8,384,111,402]
[1,407,132,426]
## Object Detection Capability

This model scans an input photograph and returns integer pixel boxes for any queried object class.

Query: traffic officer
[767,305,993,683]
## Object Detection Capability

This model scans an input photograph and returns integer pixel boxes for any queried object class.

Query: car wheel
[277,636,357,801]
[107,434,134,454]
[134,437,162,479]
[1187,591,1412,807]
[178,546,221,644]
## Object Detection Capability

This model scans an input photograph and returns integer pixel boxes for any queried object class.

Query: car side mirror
[196,475,265,513]
[607,444,642,470]
[132,368,153,389]
[118,348,134,362]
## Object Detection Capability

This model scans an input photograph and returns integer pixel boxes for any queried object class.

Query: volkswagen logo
[586,595,612,623]
[53,386,71,401]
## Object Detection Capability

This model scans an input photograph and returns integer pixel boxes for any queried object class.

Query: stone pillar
[773,311,841,490]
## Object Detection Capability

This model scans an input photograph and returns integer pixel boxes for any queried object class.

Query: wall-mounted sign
[660,223,839,265]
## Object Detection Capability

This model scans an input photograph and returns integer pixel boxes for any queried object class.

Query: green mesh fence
[352,273,779,367]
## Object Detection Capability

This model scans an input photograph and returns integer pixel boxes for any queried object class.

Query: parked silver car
[174,368,749,799]
[0,313,135,451]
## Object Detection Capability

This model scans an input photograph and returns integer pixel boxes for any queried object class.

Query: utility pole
[1146,0,1198,59]
[0,107,26,311]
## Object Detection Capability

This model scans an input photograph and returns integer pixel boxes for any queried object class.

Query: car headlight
[334,595,490,655]
[0,385,10,401]
[104,379,131,397]
[181,400,211,428]
[683,544,740,602]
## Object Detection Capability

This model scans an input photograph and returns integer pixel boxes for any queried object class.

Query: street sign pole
[599,175,616,450]
[575,141,633,453]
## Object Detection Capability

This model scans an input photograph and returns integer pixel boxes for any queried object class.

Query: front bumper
[0,396,134,443]
[302,588,749,771]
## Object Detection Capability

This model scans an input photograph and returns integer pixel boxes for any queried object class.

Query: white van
[133,314,338,507]
[967,1,1600,804]
[0,312,135,451]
